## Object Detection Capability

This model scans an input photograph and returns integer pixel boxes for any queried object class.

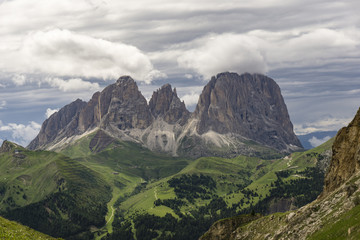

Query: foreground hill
[29,72,302,158]
[201,108,360,240]
[0,216,58,240]
[0,141,111,239]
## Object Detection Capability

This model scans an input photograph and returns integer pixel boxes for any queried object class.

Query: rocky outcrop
[0,140,19,153]
[79,76,153,132]
[322,107,360,196]
[149,84,190,125]
[28,99,87,150]
[28,76,153,150]
[200,214,261,240]
[194,72,301,151]
[28,72,301,157]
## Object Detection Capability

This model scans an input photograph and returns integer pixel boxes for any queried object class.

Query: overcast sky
[0,0,359,146]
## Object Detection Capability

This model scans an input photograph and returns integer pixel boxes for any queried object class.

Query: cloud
[180,92,200,108]
[294,117,352,135]
[5,29,164,83]
[256,28,359,68]
[0,100,6,110]
[308,136,332,148]
[45,108,59,118]
[12,74,27,86]
[176,28,359,79]
[44,77,101,92]
[177,33,267,79]
[0,121,41,146]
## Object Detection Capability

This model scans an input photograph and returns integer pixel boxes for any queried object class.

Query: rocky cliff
[322,107,360,196]
[194,72,301,151]
[28,72,301,157]
[149,84,190,125]
[28,99,87,150]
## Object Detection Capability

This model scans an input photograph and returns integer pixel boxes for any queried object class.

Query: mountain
[200,107,360,240]
[194,73,301,151]
[322,108,360,196]
[149,83,190,125]
[297,131,337,149]
[28,72,302,158]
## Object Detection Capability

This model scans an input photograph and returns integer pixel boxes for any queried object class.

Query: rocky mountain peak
[0,140,18,153]
[194,72,301,151]
[149,83,189,125]
[28,73,301,156]
[322,107,360,196]
[28,98,87,150]
[78,75,153,131]
[116,75,134,85]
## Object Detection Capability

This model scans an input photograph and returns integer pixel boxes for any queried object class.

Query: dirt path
[106,206,115,225]
[154,187,158,200]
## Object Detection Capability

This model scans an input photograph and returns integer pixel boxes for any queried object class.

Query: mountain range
[28,72,302,158]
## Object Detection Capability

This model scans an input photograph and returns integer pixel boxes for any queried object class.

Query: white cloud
[45,108,59,118]
[0,121,41,147]
[294,117,352,135]
[177,33,268,79]
[176,28,359,79]
[184,74,193,79]
[257,28,359,68]
[5,29,164,83]
[12,74,27,86]
[308,136,332,148]
[44,77,101,92]
[180,92,200,108]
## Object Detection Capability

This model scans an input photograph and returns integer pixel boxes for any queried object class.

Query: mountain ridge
[28,72,302,157]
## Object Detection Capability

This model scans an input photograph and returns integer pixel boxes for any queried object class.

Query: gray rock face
[322,107,360,197]
[28,99,87,150]
[194,72,302,151]
[78,76,153,132]
[149,84,190,125]
[28,76,153,150]
[28,72,302,156]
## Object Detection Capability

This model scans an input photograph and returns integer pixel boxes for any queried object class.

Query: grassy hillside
[203,169,360,240]
[0,216,59,240]
[0,134,333,240]
[0,141,111,239]
[103,138,333,239]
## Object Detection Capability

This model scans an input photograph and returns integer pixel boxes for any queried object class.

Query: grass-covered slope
[9,129,331,239]
[211,170,360,240]
[0,216,60,240]
[104,138,333,240]
[0,141,111,239]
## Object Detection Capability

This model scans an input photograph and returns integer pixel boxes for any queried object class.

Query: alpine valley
[1,72,357,240]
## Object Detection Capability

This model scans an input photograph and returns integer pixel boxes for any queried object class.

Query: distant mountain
[297,131,337,149]
[194,72,301,151]
[28,72,302,157]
